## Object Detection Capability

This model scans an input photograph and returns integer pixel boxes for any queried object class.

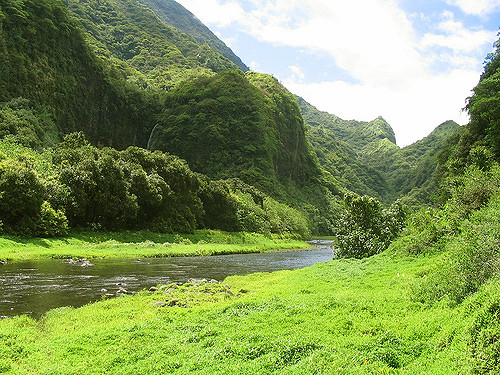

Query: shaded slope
[0,0,159,148]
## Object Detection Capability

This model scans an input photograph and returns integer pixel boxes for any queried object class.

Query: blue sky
[176,0,500,146]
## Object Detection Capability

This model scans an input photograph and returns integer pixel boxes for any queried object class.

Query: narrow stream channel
[0,241,333,318]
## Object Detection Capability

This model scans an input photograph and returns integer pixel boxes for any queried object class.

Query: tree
[335,192,405,258]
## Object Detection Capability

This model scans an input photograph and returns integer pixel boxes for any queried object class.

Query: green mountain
[299,98,459,203]
[62,0,239,91]
[135,0,249,71]
[0,0,160,149]
[0,0,342,235]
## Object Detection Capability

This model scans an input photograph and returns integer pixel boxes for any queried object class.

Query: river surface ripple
[0,240,333,318]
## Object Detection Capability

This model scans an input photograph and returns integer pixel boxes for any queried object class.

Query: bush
[335,192,405,258]
[467,281,500,374]
[36,201,69,237]
[413,192,500,305]
[0,158,45,234]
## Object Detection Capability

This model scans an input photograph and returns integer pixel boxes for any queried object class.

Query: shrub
[335,192,405,258]
[36,201,69,237]
[467,281,500,374]
[413,192,500,305]
[0,158,45,234]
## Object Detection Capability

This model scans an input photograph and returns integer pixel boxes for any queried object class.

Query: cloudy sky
[176,0,500,146]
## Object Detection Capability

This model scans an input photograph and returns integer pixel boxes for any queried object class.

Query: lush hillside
[300,98,390,201]
[136,0,249,71]
[150,70,342,233]
[62,0,239,92]
[389,120,460,203]
[299,98,459,203]
[0,0,159,149]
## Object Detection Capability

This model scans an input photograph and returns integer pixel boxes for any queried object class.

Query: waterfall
[147,123,160,151]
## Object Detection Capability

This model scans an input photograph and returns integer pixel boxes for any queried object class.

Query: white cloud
[445,0,500,16]
[289,65,305,81]
[243,0,424,88]
[284,70,478,146]
[176,0,245,27]
[249,61,261,71]
[421,13,497,54]
[175,0,496,145]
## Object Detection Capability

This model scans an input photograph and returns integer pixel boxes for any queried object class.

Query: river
[0,241,333,318]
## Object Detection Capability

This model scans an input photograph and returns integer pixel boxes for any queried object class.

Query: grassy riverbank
[0,230,310,261]
[0,251,492,374]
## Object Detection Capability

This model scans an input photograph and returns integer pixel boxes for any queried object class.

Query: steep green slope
[299,98,459,203]
[0,0,247,147]
[136,0,249,71]
[0,0,159,149]
[62,0,238,92]
[151,70,339,205]
[390,120,459,202]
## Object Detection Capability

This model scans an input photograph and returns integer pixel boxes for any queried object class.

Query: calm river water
[0,241,333,318]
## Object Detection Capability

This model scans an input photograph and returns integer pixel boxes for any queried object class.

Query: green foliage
[53,135,203,233]
[412,192,500,305]
[0,157,45,234]
[335,192,405,258]
[0,133,311,237]
[0,97,60,148]
[467,283,500,374]
[135,0,248,71]
[36,201,68,237]
[63,0,238,90]
[398,163,500,304]
[300,97,459,204]
[439,36,500,173]
[0,0,160,149]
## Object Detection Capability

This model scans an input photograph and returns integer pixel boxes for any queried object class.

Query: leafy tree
[336,192,405,258]
[0,158,45,234]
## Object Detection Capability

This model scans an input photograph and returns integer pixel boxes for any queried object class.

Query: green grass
[0,252,487,374]
[0,230,310,260]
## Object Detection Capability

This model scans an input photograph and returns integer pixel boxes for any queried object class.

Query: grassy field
[0,230,310,260]
[0,251,492,374]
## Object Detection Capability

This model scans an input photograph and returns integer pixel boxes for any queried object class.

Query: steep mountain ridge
[299,98,459,203]
[136,0,248,71]
[62,0,238,91]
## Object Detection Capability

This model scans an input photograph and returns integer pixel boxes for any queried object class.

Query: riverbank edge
[0,230,311,261]
[0,252,482,374]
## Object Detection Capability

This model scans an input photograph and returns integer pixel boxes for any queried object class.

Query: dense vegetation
[0,0,161,149]
[301,97,459,204]
[62,0,239,90]
[0,134,310,237]
[136,0,249,71]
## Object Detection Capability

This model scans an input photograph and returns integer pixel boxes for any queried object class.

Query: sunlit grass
[0,230,310,260]
[0,252,485,374]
